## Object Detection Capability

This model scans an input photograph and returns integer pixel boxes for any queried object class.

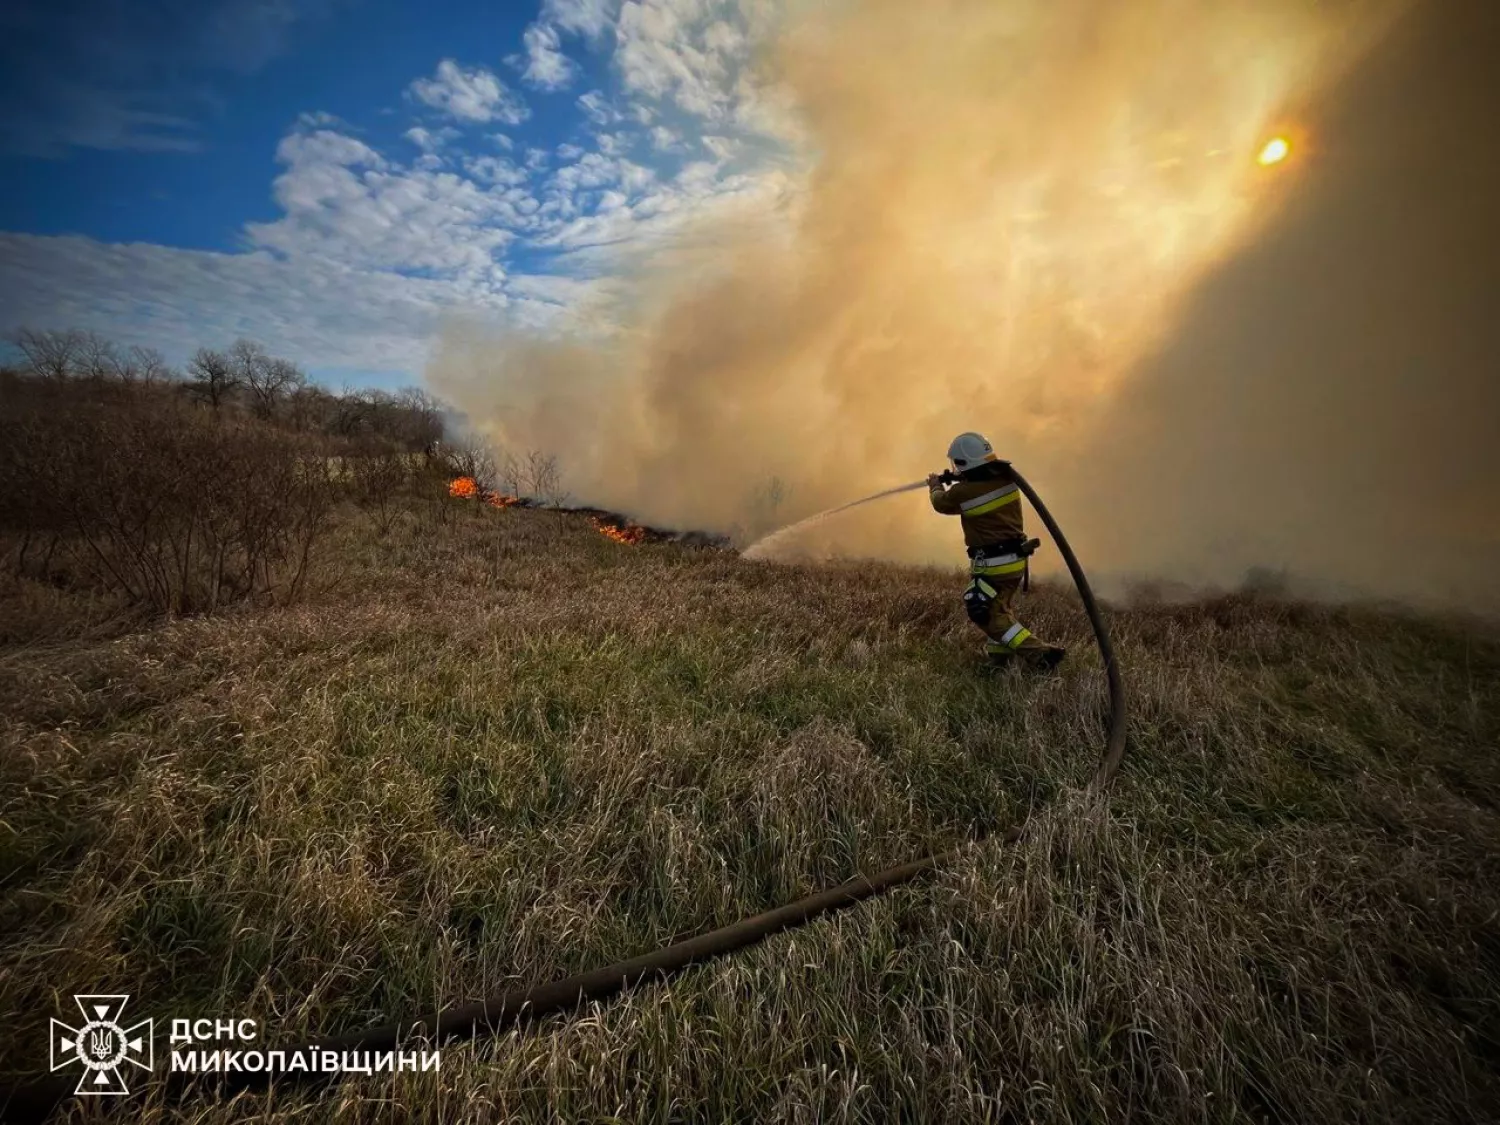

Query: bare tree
[327,392,371,439]
[244,354,306,420]
[522,450,554,503]
[395,387,444,452]
[125,345,174,386]
[285,383,337,432]
[522,450,570,514]
[186,348,241,410]
[228,340,273,417]
[110,347,141,384]
[75,331,120,383]
[10,328,84,381]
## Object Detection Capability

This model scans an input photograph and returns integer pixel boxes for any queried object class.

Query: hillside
[3,490,1499,1123]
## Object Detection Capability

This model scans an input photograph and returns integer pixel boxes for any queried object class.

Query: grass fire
[591,517,648,545]
[449,476,521,509]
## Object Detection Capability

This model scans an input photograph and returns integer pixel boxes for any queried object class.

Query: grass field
[3,487,1499,1123]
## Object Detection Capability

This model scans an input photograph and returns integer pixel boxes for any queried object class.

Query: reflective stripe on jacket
[929,464,1025,550]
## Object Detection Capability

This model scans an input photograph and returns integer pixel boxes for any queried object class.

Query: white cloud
[408,59,529,125]
[733,0,783,40]
[595,131,632,157]
[701,19,745,57]
[296,110,349,131]
[613,0,770,121]
[701,134,740,161]
[577,90,621,126]
[516,22,579,90]
[275,129,387,170]
[0,225,636,376]
[553,152,631,194]
[649,124,683,151]
[530,147,659,232]
[557,143,587,161]
[464,155,531,187]
[676,159,723,193]
[505,272,614,308]
[245,126,525,283]
[535,159,792,260]
[618,161,657,192]
[0,232,481,374]
[731,65,806,144]
[405,125,460,153]
[542,0,621,43]
[609,0,800,144]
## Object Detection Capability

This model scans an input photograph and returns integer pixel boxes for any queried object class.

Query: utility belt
[967,538,1041,576]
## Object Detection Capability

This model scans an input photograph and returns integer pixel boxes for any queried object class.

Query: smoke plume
[430,0,1500,613]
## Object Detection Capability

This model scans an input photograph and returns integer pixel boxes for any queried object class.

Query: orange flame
[591,517,647,545]
[450,477,521,508]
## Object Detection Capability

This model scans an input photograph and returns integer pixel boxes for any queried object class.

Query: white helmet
[947,431,998,472]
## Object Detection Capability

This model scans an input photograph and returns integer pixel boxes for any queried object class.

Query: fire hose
[0,466,1127,1122]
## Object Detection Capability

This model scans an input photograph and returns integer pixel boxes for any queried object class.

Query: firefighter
[928,432,1067,671]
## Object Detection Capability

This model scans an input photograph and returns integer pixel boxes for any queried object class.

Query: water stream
[740,480,929,559]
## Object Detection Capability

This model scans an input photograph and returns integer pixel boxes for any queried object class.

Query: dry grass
[2,487,1498,1123]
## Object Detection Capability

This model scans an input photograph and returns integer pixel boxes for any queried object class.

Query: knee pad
[963,578,997,627]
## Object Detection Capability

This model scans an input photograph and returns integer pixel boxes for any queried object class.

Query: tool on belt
[963,537,1041,623]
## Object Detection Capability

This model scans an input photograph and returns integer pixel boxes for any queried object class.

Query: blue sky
[0,0,799,386]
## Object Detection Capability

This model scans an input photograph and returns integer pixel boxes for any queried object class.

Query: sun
[1258,136,1291,166]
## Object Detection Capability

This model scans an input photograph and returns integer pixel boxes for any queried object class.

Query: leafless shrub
[527,451,568,508]
[350,446,413,534]
[0,409,69,578]
[496,449,568,508]
[74,331,121,384]
[325,388,443,451]
[112,345,175,386]
[9,328,84,381]
[285,383,338,432]
[6,400,334,614]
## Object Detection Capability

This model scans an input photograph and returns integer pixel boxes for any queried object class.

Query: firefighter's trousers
[965,572,1056,666]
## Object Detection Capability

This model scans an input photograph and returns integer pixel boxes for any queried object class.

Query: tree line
[5,328,444,454]
[0,327,464,619]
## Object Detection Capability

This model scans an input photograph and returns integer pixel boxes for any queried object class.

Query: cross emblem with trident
[49,995,153,1096]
